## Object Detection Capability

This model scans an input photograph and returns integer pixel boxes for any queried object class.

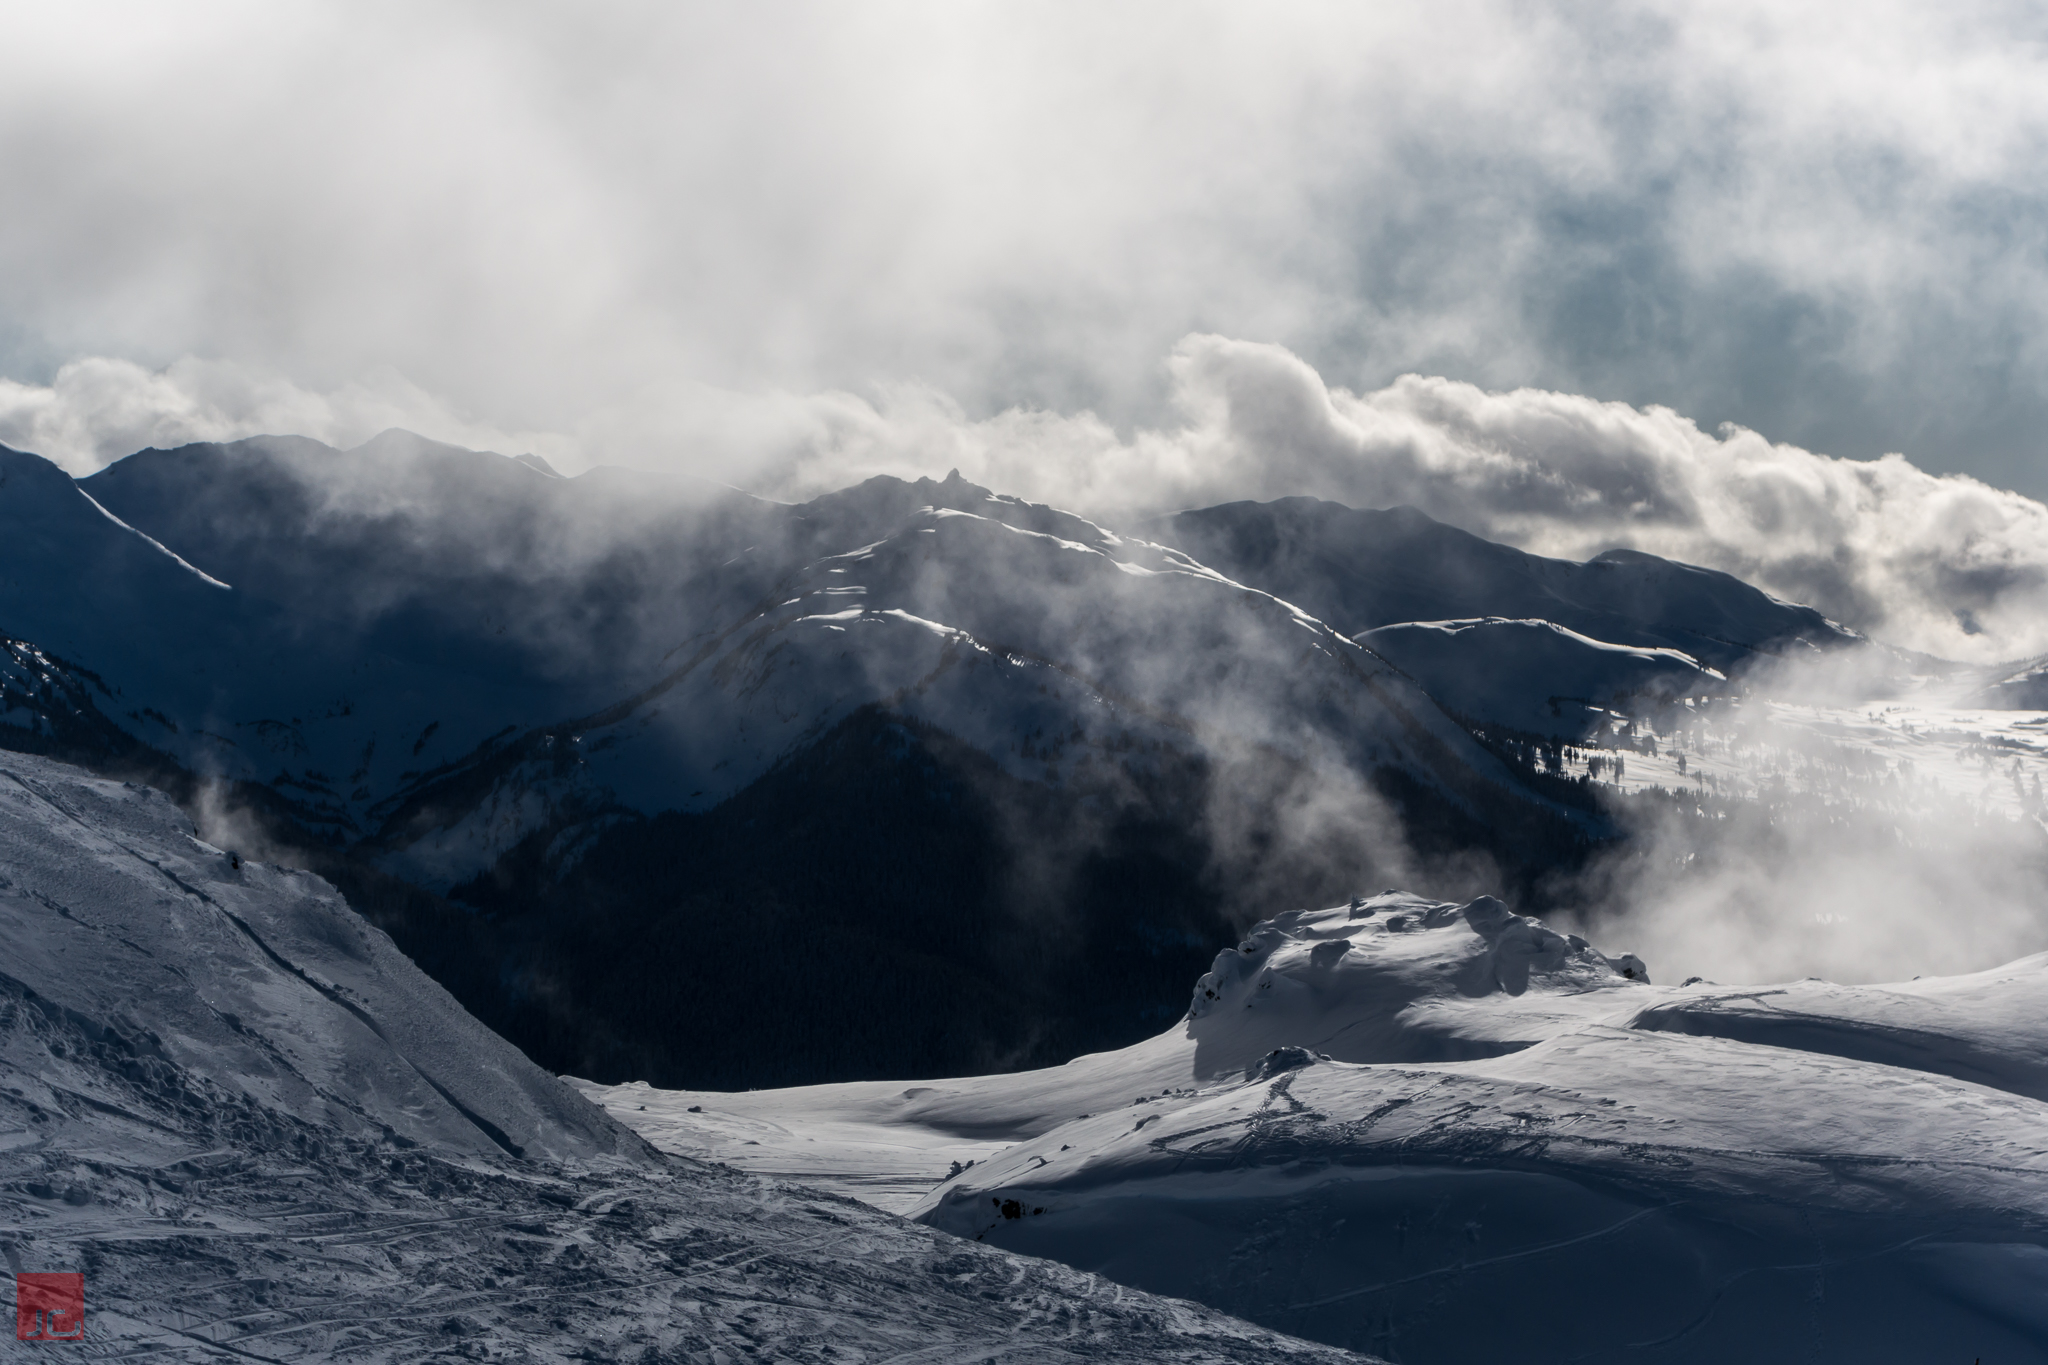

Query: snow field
[592,892,2048,1363]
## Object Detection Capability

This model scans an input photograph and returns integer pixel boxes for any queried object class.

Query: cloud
[1089,336,2048,667]
[1548,656,2048,987]
[591,333,2048,668]
[7,3,2048,494]
[0,356,551,474]
[17,335,2048,665]
[16,3,2048,995]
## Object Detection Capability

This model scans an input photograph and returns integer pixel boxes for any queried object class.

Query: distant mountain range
[1149,496,1858,672]
[0,432,1865,1085]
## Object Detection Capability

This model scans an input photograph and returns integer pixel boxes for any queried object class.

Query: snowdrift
[911,899,2048,1361]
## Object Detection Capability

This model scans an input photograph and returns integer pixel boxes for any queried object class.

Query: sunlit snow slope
[1531,695,2048,816]
[585,893,2048,1364]
[0,752,1367,1363]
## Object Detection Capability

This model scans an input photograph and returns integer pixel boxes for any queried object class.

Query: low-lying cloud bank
[8,336,2048,665]
[0,357,555,477]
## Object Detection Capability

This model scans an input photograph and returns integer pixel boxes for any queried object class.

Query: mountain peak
[513,451,563,478]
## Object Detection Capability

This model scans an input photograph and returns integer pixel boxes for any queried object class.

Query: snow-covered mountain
[582,891,2048,1364]
[10,429,2034,1093]
[1150,497,1858,674]
[1967,653,2048,708]
[17,435,1539,871]
[1356,616,1726,740]
[5,432,1599,1087]
[10,423,2048,1361]
[0,750,1363,1363]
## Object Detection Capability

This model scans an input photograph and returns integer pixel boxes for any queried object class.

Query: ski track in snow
[0,753,1367,1364]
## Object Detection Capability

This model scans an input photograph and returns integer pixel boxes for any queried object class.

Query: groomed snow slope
[584,894,2048,1364]
[0,753,1367,1364]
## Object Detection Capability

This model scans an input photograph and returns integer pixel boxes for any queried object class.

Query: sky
[9,1,2048,660]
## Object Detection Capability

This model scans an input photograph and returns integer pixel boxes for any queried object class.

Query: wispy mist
[12,3,2048,663]
[1565,782,2048,988]
[1551,646,2048,985]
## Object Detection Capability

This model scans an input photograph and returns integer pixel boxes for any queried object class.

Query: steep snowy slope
[1,439,604,839]
[0,752,1365,1363]
[584,893,2048,1363]
[78,431,773,707]
[1152,497,1856,673]
[1355,617,1725,739]
[0,446,281,746]
[0,756,631,1165]
[0,635,165,768]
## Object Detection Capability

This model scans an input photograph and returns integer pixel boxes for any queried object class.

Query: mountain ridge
[1148,495,1859,673]
[5,433,1602,1084]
